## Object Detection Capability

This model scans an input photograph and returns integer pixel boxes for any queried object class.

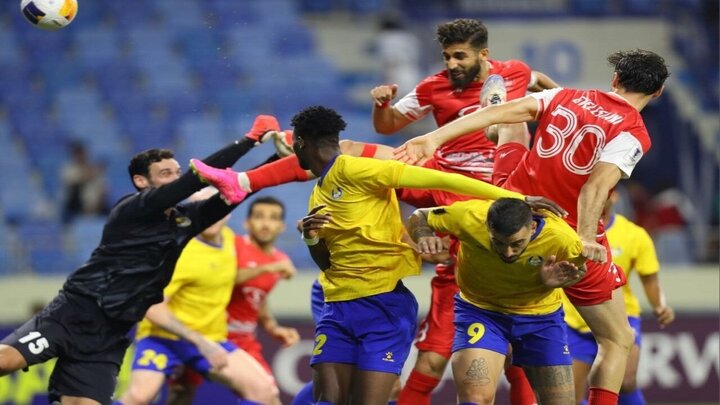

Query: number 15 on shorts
[19,331,49,355]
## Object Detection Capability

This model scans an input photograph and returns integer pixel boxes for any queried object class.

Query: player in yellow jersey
[118,188,277,405]
[408,197,586,405]
[190,105,565,405]
[563,192,674,405]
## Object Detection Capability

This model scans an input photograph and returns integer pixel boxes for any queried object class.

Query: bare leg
[451,348,505,404]
[60,397,101,405]
[119,369,167,405]
[209,349,278,404]
[576,289,634,392]
[313,362,354,405]
[523,365,575,405]
[620,344,641,393]
[414,350,450,379]
[353,370,401,405]
[571,359,592,404]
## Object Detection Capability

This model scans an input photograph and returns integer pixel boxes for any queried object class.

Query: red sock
[397,370,439,405]
[246,155,309,191]
[505,365,537,405]
[588,387,619,405]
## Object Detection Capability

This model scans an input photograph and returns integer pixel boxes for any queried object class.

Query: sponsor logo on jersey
[528,256,544,266]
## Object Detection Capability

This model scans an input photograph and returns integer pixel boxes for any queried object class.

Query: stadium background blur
[0,0,717,404]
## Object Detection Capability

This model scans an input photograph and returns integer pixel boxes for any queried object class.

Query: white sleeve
[393,88,433,121]
[598,131,644,178]
[529,88,564,117]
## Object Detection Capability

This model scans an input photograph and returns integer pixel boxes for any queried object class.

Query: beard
[449,62,481,90]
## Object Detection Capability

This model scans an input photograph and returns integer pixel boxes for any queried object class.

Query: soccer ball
[21,0,77,30]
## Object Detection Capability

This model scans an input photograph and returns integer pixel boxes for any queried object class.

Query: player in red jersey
[394,49,670,405]
[227,196,300,375]
[370,18,556,405]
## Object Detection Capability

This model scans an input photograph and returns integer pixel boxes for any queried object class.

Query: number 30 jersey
[504,88,651,229]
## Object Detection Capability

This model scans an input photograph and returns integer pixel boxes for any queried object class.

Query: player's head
[436,18,489,90]
[128,148,181,191]
[291,106,346,172]
[189,187,230,238]
[608,49,669,96]
[245,196,286,246]
[486,198,537,263]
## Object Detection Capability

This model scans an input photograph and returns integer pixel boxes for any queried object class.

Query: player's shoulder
[539,214,580,241]
[493,59,531,76]
[416,70,449,90]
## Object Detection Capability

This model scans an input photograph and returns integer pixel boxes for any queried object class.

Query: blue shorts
[132,337,237,377]
[310,279,325,325]
[567,316,642,364]
[452,295,572,366]
[310,281,418,374]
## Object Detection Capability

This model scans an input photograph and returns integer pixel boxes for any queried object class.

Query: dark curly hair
[436,19,488,49]
[607,49,669,95]
[487,198,533,237]
[128,148,175,190]
[291,106,347,142]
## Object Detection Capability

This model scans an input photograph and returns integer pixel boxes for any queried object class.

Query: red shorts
[491,142,528,187]
[493,142,626,305]
[397,158,479,207]
[414,266,459,359]
[229,334,272,374]
[564,233,627,306]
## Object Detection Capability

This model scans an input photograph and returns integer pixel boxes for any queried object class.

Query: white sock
[237,172,252,192]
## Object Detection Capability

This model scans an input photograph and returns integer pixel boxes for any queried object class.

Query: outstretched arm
[397,165,567,217]
[259,301,301,347]
[394,96,538,166]
[136,114,280,213]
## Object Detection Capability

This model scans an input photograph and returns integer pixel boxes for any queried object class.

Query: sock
[360,143,379,158]
[246,155,309,192]
[580,401,588,405]
[291,381,314,405]
[505,365,537,405]
[397,369,439,405]
[315,402,334,405]
[588,387,619,405]
[618,389,645,405]
[238,401,263,405]
[387,402,397,405]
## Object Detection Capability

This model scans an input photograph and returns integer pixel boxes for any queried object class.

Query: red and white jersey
[505,88,651,229]
[394,59,531,181]
[226,235,289,341]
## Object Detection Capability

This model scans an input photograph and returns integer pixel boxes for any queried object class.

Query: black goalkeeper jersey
[63,139,256,322]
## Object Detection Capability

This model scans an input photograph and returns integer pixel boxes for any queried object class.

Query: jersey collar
[318,154,340,187]
[530,216,545,242]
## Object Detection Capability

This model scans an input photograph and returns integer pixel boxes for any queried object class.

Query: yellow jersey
[564,214,659,331]
[136,226,237,342]
[428,200,584,315]
[309,155,420,302]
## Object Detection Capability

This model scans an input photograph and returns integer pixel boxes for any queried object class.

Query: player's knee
[461,390,495,405]
[596,324,634,353]
[238,377,278,404]
[415,351,448,379]
[121,388,156,405]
